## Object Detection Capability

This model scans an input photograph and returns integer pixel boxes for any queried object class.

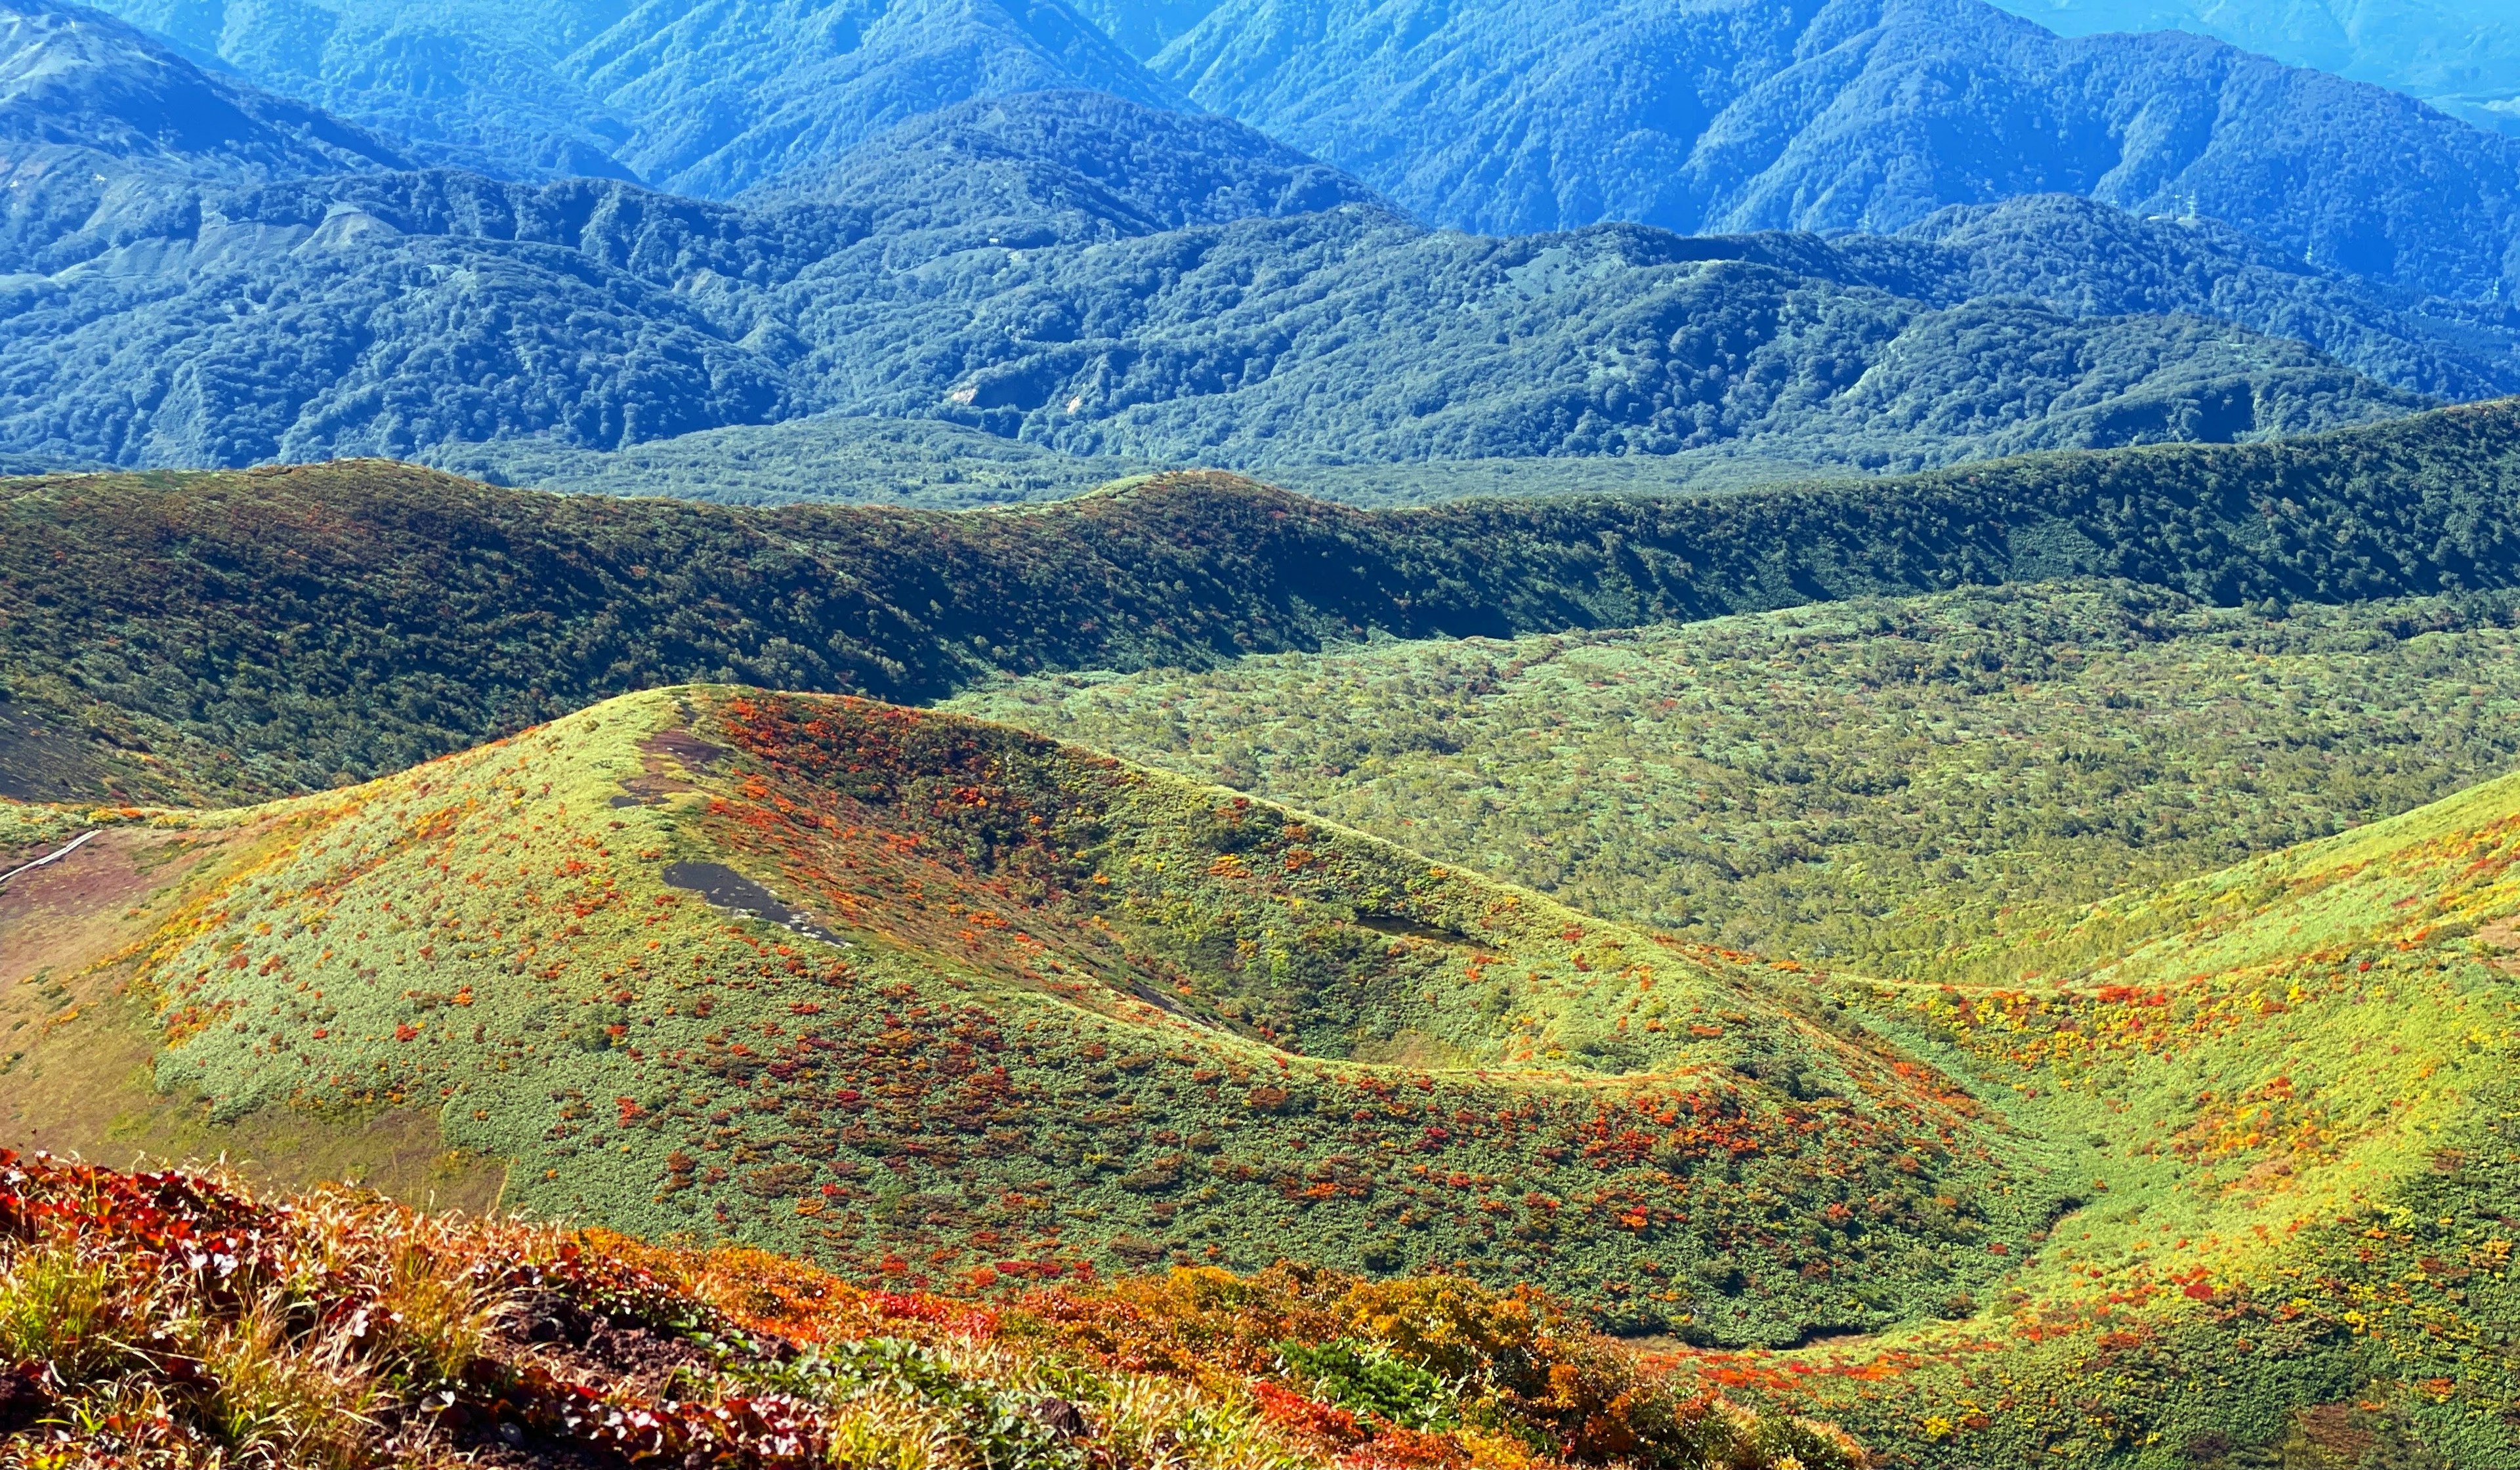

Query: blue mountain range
[11,0,2520,490]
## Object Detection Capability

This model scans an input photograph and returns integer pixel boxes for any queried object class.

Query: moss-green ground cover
[56,688,2058,1350]
[1641,766,2520,1466]
[950,581,2520,975]
[11,677,2520,1463]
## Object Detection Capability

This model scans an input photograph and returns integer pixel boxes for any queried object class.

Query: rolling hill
[0,684,2070,1346]
[10,400,2520,805]
[9,662,2519,1465]
[950,580,2520,974]
[1679,745,2520,1465]
[1153,0,2520,301]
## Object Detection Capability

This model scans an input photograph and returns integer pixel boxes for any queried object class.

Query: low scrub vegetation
[956,580,2520,974]
[0,1150,1861,1469]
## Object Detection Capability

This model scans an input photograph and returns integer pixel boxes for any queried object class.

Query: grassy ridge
[14,681,2520,1465]
[10,687,2059,1347]
[7,399,2520,805]
[952,581,2520,975]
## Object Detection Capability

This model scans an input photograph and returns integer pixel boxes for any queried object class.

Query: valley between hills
[14,0,2520,1460]
[6,408,2520,1467]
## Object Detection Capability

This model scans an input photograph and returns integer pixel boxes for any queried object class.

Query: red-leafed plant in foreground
[0,1151,1862,1470]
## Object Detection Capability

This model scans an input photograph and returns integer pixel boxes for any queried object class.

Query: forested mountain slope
[87,0,1188,193]
[0,0,410,272]
[1887,193,2520,402]
[0,154,2426,470]
[1154,0,2520,301]
[10,32,2506,476]
[427,411,1160,506]
[77,0,2520,309]
[7,400,2520,805]
[1983,0,2520,136]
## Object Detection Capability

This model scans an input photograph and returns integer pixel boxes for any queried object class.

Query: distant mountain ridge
[0,0,411,271]
[1981,0,2520,136]
[13,1,2520,488]
[79,0,2520,311]
[0,159,2425,471]
[87,0,1190,192]
[1152,0,2520,301]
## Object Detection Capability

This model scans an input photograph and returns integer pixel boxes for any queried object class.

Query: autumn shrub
[1280,1338,1460,1429]
[0,1152,1865,1470]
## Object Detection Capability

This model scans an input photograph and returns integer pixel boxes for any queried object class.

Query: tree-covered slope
[0,0,411,272]
[1884,193,2520,402]
[0,686,2069,1343]
[1981,0,2520,136]
[9,400,2520,806]
[1154,0,2520,301]
[0,159,2426,470]
[424,411,1160,506]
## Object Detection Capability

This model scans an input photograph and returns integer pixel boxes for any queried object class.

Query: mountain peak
[1154,0,2520,301]
[753,88,1394,240]
[0,0,407,171]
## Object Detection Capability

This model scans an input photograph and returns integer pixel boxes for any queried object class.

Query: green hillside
[1676,754,2520,1466]
[0,687,2063,1347]
[13,687,2520,1465]
[951,581,2520,975]
[9,399,2520,808]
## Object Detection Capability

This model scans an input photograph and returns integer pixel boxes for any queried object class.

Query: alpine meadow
[8,0,2520,1467]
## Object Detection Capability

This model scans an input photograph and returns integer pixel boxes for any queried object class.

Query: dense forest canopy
[6,400,2520,803]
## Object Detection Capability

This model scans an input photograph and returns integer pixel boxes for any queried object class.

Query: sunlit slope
[3,688,2071,1346]
[1681,766,2520,1463]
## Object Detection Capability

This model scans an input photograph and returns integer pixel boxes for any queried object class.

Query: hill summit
[1,686,2065,1346]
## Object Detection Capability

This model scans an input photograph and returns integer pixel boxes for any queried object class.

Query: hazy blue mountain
[577,0,1185,196]
[89,0,1188,193]
[748,90,1387,238]
[1062,0,1218,58]
[0,159,2423,472]
[1984,0,2520,136]
[1,0,410,270]
[1152,0,2520,301]
[91,0,640,180]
